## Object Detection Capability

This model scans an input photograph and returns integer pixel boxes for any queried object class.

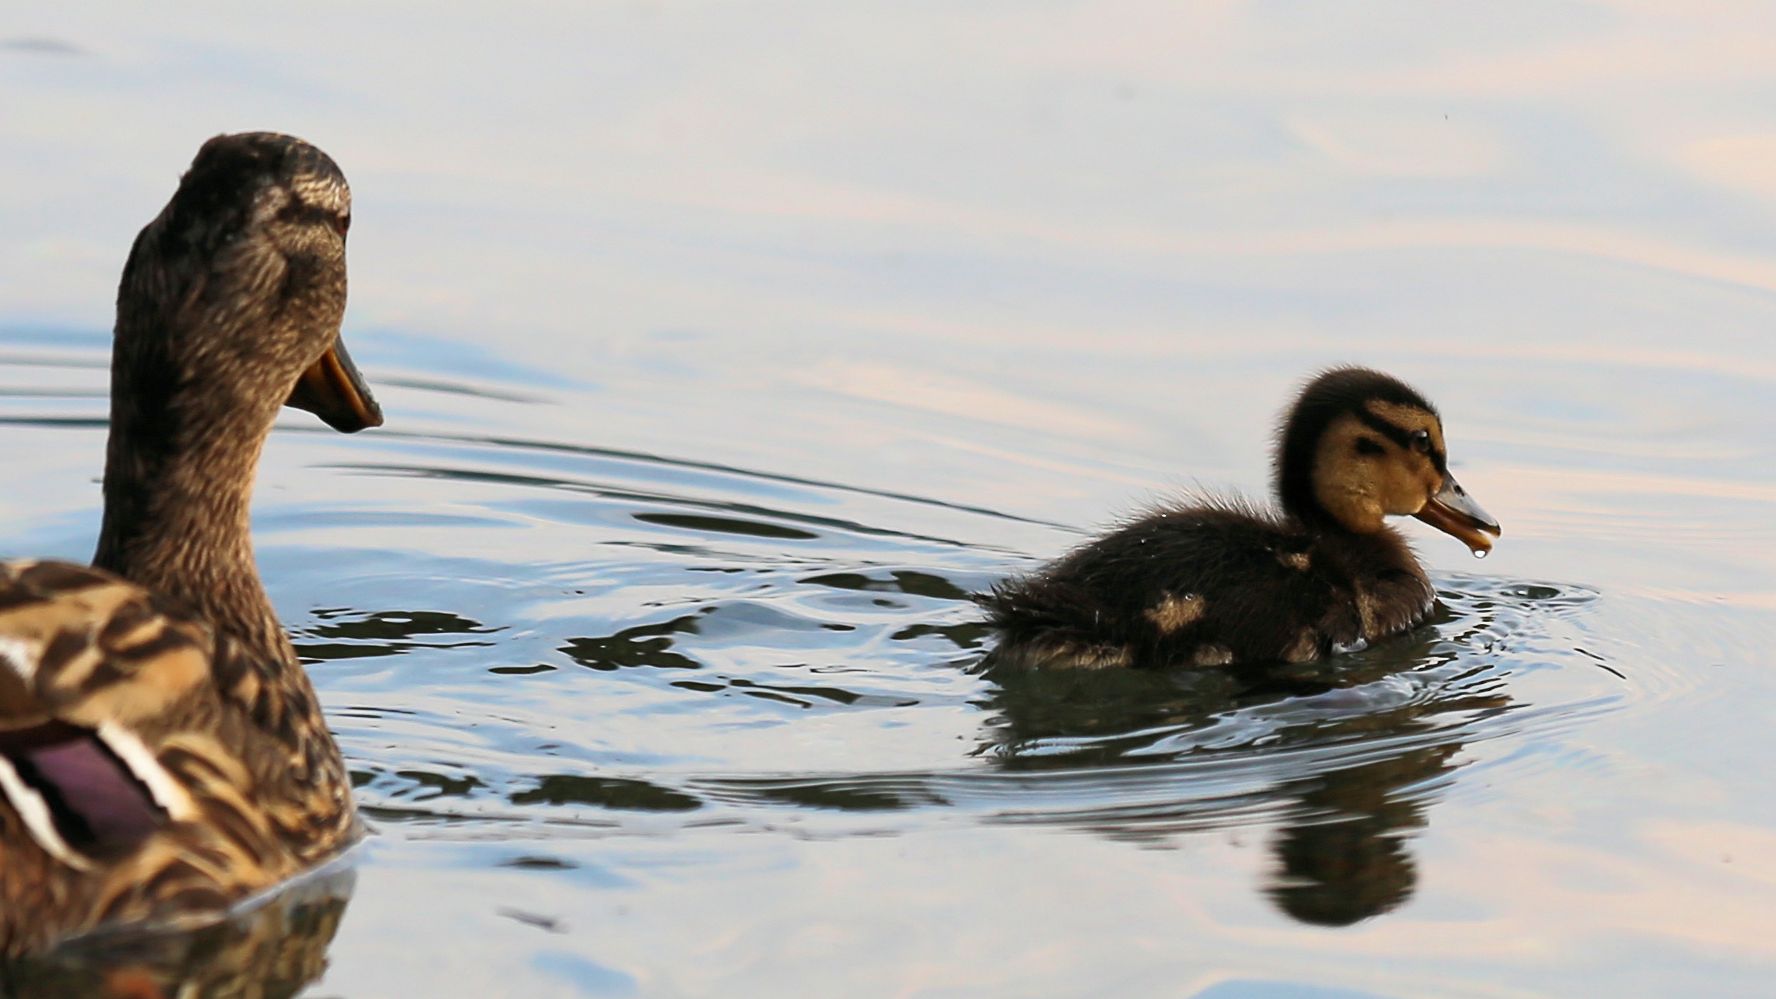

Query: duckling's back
[981,502,1432,669]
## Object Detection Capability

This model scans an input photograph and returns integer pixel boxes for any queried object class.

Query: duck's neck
[92,372,292,667]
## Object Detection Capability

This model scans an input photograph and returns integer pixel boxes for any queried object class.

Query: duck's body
[982,368,1498,670]
[0,560,354,952]
[0,133,380,954]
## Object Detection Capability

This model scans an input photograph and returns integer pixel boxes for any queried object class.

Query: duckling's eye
[1354,437,1385,457]
[332,213,351,237]
[1410,429,1431,453]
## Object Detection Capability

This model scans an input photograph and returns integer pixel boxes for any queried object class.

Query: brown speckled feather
[0,560,355,955]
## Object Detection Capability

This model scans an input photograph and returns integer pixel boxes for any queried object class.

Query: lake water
[3,3,1775,996]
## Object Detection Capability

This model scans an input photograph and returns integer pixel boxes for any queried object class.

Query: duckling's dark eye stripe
[1352,410,1415,449]
[1353,411,1448,472]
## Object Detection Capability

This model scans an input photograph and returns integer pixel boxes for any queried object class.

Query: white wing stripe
[97,721,199,821]
[0,754,94,872]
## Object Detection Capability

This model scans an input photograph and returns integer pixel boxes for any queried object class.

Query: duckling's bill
[286,338,382,432]
[1413,474,1501,554]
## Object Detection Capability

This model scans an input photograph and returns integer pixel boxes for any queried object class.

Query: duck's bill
[1413,474,1501,553]
[287,338,383,432]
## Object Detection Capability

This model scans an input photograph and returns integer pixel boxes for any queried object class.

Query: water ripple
[292,411,1621,925]
[0,335,1638,940]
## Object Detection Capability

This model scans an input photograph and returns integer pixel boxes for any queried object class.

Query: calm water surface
[3,4,1776,997]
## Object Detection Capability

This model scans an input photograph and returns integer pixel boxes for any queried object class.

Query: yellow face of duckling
[1310,398,1500,554]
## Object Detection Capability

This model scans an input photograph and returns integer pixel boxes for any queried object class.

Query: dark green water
[4,4,1776,996]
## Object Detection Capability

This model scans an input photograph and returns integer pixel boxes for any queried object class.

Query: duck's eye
[332,213,351,237]
[1354,437,1385,456]
[1410,429,1431,453]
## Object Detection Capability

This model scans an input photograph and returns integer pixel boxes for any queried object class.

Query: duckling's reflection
[976,602,1511,927]
[1,865,353,998]
[1264,741,1457,926]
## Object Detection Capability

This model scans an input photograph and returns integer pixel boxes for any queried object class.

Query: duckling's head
[1274,367,1499,553]
[114,131,380,436]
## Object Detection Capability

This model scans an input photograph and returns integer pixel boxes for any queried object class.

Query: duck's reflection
[976,608,1511,927]
[1,850,353,998]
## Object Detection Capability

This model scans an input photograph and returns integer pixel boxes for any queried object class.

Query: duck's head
[1273,367,1500,554]
[114,131,381,435]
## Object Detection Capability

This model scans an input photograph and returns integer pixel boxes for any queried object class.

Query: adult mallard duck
[980,367,1499,670]
[0,132,380,955]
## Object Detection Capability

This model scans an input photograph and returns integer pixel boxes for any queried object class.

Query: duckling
[0,132,381,954]
[980,367,1499,670]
